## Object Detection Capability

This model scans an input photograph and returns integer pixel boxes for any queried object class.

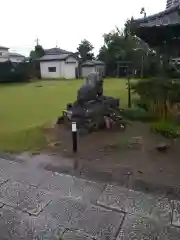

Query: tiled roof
[4,52,25,58]
[0,45,9,50]
[44,48,72,55]
[132,4,180,27]
[39,53,71,61]
[82,60,105,66]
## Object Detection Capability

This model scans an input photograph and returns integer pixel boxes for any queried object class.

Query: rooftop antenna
[56,40,58,48]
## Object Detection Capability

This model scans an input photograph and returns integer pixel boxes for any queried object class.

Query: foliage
[29,44,45,78]
[131,78,180,119]
[30,44,45,60]
[77,39,94,62]
[97,20,161,77]
[121,107,154,121]
[132,98,149,111]
[151,120,180,138]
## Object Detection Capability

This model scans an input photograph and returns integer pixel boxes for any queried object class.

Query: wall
[82,65,105,78]
[82,66,95,78]
[40,61,62,79]
[0,48,8,56]
[95,65,105,77]
[64,56,79,79]
[40,56,79,79]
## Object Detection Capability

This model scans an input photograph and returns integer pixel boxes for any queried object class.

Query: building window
[0,52,2,56]
[48,67,56,72]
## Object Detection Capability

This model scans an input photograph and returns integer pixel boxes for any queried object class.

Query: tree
[97,19,160,77]
[30,44,44,60]
[77,39,94,62]
[29,44,45,78]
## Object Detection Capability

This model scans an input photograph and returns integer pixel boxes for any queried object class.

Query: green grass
[0,78,128,152]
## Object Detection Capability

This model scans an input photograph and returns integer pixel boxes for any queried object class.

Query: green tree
[97,19,160,77]
[30,44,44,60]
[29,44,44,78]
[77,39,94,62]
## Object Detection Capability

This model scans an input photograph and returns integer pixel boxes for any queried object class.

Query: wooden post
[127,76,132,108]
[72,122,77,153]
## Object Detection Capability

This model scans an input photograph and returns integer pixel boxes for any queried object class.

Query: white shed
[39,52,79,79]
[81,60,105,78]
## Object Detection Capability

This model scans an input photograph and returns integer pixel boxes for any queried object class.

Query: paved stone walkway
[0,157,180,239]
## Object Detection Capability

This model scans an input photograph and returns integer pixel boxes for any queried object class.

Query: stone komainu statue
[77,72,103,103]
[61,72,122,131]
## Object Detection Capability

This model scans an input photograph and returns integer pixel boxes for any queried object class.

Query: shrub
[121,107,154,121]
[131,78,180,119]
[132,98,149,111]
[151,120,180,138]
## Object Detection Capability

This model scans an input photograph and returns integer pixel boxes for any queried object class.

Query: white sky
[1,0,166,56]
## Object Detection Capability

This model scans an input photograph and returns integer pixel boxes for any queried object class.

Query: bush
[121,107,154,121]
[151,120,180,138]
[132,98,149,111]
[131,78,180,119]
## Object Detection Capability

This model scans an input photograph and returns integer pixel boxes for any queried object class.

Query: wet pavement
[0,157,179,239]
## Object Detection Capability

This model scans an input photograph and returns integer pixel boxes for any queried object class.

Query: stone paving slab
[97,184,172,223]
[70,205,124,240]
[0,161,27,179]
[0,205,64,240]
[27,215,65,240]
[62,230,93,240]
[0,158,16,170]
[172,200,180,227]
[40,173,105,204]
[117,214,180,240]
[0,180,52,215]
[0,159,53,188]
[8,166,54,187]
[42,197,88,228]
[150,197,172,225]
[0,176,9,186]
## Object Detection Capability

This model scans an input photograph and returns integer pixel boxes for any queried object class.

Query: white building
[39,48,79,79]
[81,60,105,78]
[0,45,25,63]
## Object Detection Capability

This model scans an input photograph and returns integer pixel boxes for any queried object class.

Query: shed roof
[44,48,72,55]
[38,53,77,61]
[0,45,9,50]
[82,60,105,67]
[4,52,25,58]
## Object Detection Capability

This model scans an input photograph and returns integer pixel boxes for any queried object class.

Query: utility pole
[35,37,39,46]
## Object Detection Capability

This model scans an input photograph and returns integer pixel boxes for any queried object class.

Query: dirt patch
[43,122,180,195]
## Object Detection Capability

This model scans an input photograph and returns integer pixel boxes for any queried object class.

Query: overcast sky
[1,0,166,56]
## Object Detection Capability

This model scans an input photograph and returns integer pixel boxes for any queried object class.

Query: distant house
[39,48,79,79]
[0,45,25,63]
[81,60,105,78]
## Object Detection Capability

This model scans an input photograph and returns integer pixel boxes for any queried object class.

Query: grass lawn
[0,78,128,152]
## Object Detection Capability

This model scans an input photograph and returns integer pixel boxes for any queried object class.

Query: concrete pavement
[0,157,179,239]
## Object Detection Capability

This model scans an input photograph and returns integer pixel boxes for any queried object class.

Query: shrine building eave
[132,5,180,27]
[131,5,180,47]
